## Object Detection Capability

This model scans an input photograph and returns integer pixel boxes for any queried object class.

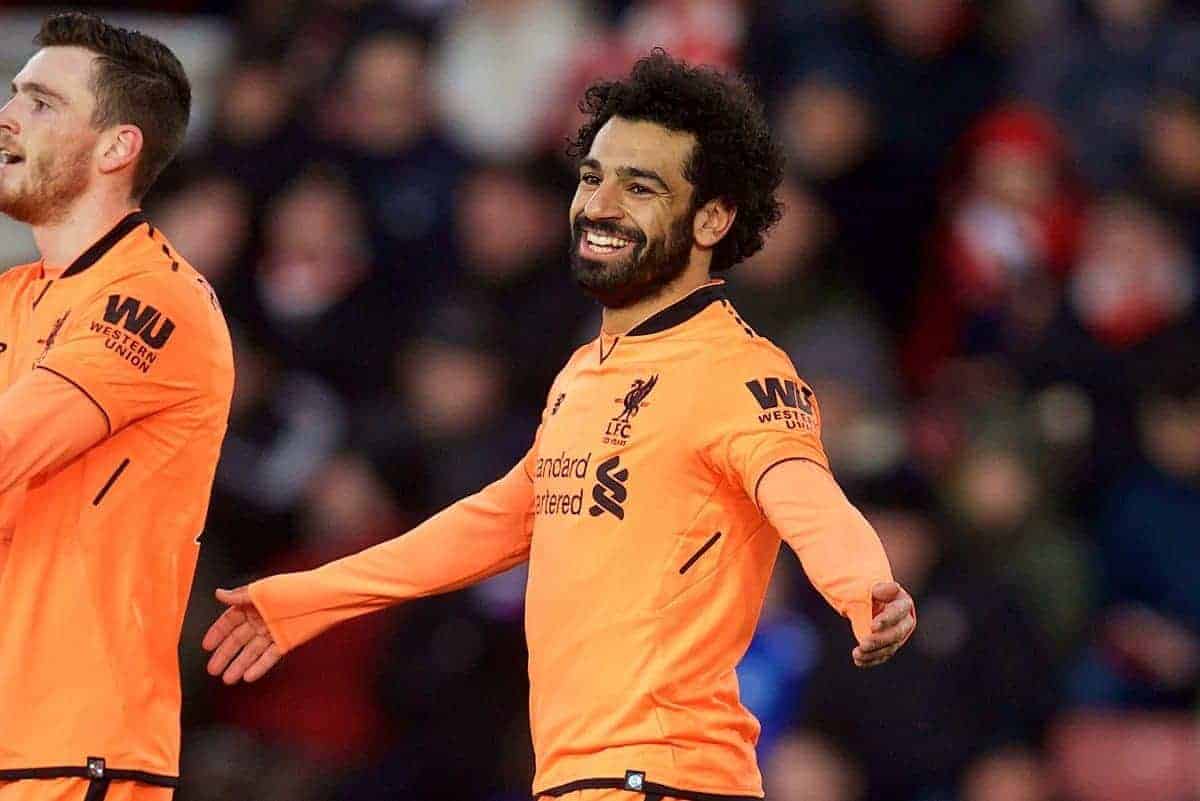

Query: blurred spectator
[906,105,1085,392]
[214,455,408,774]
[322,29,470,301]
[1018,0,1200,189]
[1016,194,1198,490]
[450,160,589,412]
[357,297,536,514]
[252,166,398,404]
[1141,88,1200,255]
[433,0,600,159]
[737,555,823,760]
[765,0,1004,334]
[206,329,348,574]
[960,745,1053,801]
[801,471,1054,801]
[946,439,1094,657]
[152,172,258,326]
[200,58,314,205]
[1069,342,1200,708]
[763,729,865,801]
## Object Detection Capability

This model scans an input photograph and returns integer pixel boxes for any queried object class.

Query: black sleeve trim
[536,777,762,800]
[752,455,826,509]
[36,365,112,435]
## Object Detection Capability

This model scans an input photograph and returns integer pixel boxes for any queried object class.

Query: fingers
[206,619,259,677]
[242,644,282,683]
[870,581,901,604]
[872,595,915,632]
[214,586,251,607]
[853,641,901,668]
[221,634,271,684]
[853,599,917,668]
[201,606,246,652]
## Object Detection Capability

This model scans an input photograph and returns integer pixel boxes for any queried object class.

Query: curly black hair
[567,49,785,272]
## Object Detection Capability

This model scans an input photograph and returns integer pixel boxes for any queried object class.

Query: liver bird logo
[616,374,658,423]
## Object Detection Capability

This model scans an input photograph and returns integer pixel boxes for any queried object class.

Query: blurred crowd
[7,0,1200,799]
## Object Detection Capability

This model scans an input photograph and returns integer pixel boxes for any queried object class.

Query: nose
[0,97,18,137]
[582,179,622,221]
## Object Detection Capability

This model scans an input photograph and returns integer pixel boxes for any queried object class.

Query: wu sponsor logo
[589,455,629,520]
[103,295,175,349]
[604,374,658,445]
[745,377,817,432]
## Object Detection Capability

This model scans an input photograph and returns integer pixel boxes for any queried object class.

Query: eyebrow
[580,158,670,191]
[11,81,68,105]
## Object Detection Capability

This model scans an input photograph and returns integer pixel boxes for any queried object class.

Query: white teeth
[586,232,631,249]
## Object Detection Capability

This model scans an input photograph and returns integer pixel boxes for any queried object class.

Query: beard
[570,209,695,309]
[0,141,92,226]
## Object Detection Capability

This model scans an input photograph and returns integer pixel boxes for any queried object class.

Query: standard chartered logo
[588,456,628,520]
[531,451,630,521]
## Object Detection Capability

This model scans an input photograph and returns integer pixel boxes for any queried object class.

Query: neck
[32,190,137,270]
[600,260,712,336]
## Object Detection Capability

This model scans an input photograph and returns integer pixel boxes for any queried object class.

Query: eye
[31,98,47,112]
[628,183,652,195]
[580,173,601,186]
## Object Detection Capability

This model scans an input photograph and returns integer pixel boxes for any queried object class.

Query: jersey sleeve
[0,367,109,494]
[697,341,830,502]
[758,458,894,642]
[249,447,538,653]
[37,270,227,434]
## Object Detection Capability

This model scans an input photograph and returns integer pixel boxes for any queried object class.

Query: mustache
[572,217,645,245]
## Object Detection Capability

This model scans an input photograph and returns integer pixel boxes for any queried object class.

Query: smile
[580,229,637,259]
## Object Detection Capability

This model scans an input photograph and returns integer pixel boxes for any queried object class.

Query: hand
[853,581,916,668]
[202,586,282,684]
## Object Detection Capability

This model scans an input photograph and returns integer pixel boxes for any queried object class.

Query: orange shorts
[0,779,172,801]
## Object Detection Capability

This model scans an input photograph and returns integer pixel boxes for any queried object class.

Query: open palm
[201,586,282,683]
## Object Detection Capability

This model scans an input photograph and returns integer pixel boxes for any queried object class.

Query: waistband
[0,757,178,788]
[536,773,763,801]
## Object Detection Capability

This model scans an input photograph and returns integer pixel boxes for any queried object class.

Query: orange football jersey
[250,281,892,800]
[0,212,234,787]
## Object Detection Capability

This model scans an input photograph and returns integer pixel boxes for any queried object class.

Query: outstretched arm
[203,456,536,683]
[758,458,915,668]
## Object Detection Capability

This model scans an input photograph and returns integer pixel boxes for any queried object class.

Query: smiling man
[204,51,914,801]
[0,13,233,801]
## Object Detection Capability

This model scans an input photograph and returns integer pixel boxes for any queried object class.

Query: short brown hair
[35,12,191,201]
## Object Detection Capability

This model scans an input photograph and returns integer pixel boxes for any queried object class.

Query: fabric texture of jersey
[250,282,892,800]
[0,212,234,779]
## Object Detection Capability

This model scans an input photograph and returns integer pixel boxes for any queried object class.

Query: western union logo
[103,294,175,349]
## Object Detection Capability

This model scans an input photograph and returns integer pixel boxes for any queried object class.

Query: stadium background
[3,1,1200,799]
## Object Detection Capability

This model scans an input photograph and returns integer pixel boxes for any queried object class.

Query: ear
[97,124,143,178]
[693,197,737,249]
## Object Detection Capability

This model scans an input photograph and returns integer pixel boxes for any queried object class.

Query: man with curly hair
[204,51,915,801]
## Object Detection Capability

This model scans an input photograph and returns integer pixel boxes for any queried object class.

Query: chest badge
[604,374,658,446]
[35,309,70,366]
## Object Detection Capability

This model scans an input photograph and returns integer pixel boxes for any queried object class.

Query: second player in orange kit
[204,51,915,801]
[0,13,234,801]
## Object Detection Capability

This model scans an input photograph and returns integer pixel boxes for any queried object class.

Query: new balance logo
[103,295,175,349]
[745,377,814,413]
[589,455,628,519]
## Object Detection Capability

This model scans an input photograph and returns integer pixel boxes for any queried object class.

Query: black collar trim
[626,284,727,337]
[60,211,148,278]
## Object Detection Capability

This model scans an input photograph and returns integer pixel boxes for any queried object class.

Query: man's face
[569,117,699,308]
[0,47,101,226]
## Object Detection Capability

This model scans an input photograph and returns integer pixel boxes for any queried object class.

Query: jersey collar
[58,210,149,279]
[624,280,727,337]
